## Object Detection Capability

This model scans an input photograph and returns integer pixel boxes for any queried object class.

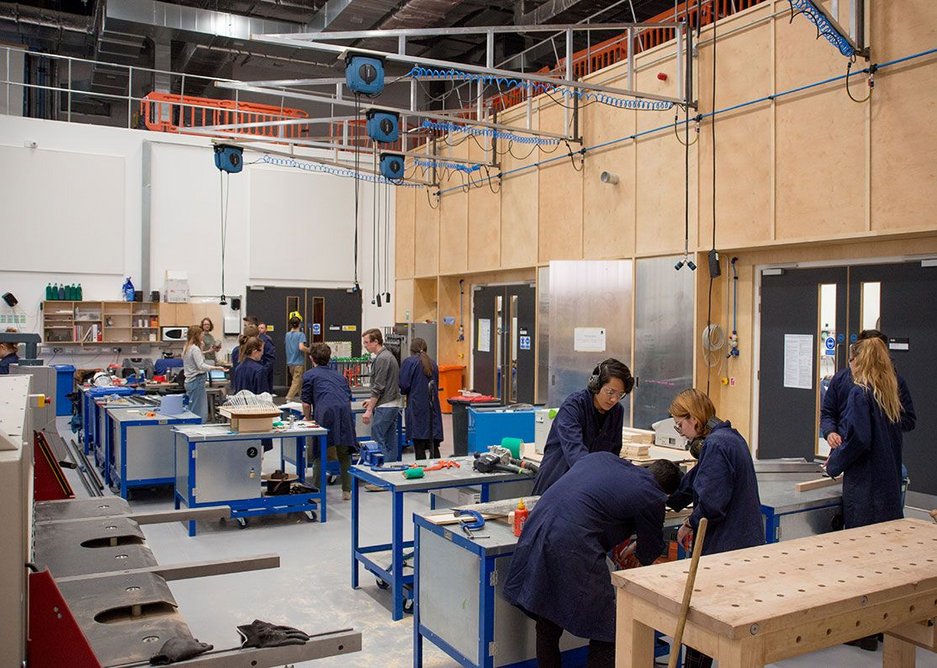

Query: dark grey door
[848,263,937,495]
[506,284,536,405]
[758,267,847,460]
[471,286,499,398]
[246,286,362,394]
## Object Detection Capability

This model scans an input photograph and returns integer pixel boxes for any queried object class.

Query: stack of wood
[621,427,655,460]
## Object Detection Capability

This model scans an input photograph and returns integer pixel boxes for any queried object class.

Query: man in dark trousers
[503,452,682,668]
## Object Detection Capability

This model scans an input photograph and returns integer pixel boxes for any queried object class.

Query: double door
[757,261,937,494]
[245,286,363,391]
[472,284,536,404]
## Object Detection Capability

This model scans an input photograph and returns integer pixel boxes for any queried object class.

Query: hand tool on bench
[670,517,708,668]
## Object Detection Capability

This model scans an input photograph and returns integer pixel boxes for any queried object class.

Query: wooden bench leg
[616,593,655,668]
[883,633,916,668]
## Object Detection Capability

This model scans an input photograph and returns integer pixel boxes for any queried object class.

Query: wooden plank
[422,511,505,526]
[794,477,841,492]
[55,554,280,583]
[886,618,937,651]
[882,632,916,668]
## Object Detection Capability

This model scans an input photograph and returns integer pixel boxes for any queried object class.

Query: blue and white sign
[519,335,531,351]
[823,336,836,356]
[312,323,321,335]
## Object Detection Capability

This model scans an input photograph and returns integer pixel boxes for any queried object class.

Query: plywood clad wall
[870,63,937,232]
[775,87,866,239]
[436,141,469,275]
[395,278,414,323]
[634,128,694,256]
[500,172,539,268]
[538,161,584,262]
[583,145,635,259]
[467,138,502,272]
[395,184,415,279]
[413,186,440,277]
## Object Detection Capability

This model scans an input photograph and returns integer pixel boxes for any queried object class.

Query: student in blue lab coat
[398,337,443,460]
[821,329,914,489]
[666,388,764,668]
[503,453,683,668]
[231,338,267,394]
[531,358,634,496]
[826,337,905,529]
[257,321,276,394]
[0,340,19,374]
[302,343,357,500]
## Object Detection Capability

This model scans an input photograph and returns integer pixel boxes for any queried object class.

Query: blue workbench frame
[350,463,532,621]
[108,411,201,499]
[80,386,141,455]
[174,427,329,536]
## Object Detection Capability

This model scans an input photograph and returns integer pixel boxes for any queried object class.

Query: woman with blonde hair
[826,337,904,529]
[183,325,223,421]
[666,388,764,668]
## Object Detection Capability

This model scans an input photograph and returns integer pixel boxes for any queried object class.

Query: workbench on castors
[173,423,329,536]
[350,458,535,621]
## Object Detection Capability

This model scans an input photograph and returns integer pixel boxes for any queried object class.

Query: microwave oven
[161,326,187,342]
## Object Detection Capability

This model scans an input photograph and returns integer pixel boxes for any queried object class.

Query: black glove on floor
[237,619,310,648]
[149,637,213,665]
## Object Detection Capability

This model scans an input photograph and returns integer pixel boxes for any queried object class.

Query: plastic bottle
[122,277,135,302]
[513,498,529,537]
[77,283,83,301]
[58,284,65,300]
[45,283,53,300]
[66,284,75,300]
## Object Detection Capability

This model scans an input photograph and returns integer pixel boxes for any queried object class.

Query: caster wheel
[236,517,248,529]
[403,599,414,614]
[376,579,390,590]
[304,510,318,522]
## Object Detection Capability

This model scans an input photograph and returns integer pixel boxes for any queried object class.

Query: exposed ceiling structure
[0,0,679,93]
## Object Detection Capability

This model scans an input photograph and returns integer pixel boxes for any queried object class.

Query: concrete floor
[54,414,937,667]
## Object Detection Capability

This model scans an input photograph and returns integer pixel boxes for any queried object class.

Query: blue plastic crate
[467,407,535,454]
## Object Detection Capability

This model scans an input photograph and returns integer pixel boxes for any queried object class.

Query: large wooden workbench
[613,518,937,667]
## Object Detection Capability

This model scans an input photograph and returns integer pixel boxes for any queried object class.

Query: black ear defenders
[686,416,722,458]
[587,363,605,394]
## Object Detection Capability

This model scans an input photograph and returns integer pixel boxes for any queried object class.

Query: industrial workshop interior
[3,0,937,666]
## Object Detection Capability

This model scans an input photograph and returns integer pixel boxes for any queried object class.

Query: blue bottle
[58,284,65,300]
[123,277,135,302]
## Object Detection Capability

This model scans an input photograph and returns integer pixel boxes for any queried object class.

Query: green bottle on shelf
[46,283,53,300]
[77,283,83,301]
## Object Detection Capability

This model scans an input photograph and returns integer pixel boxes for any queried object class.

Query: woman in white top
[183,325,222,421]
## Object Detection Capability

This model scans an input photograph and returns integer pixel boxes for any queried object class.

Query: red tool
[422,459,461,472]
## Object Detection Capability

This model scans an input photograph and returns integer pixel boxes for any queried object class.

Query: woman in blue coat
[667,388,764,668]
[231,338,267,394]
[531,358,634,496]
[399,337,443,460]
[302,343,357,500]
[826,337,904,528]
[504,453,682,667]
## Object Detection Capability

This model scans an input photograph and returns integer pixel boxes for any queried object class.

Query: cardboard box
[219,408,279,433]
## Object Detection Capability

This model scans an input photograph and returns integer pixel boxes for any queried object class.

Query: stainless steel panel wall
[633,256,695,429]
[547,260,633,413]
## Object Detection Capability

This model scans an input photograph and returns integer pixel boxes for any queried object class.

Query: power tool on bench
[472,446,539,476]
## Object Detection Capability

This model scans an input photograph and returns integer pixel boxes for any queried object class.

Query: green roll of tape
[404,467,425,479]
[501,437,523,458]
[548,408,558,420]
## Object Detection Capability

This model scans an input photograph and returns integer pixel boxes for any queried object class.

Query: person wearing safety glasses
[532,358,634,495]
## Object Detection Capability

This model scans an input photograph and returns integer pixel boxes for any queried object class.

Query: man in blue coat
[302,343,357,500]
[532,358,634,496]
[504,453,682,668]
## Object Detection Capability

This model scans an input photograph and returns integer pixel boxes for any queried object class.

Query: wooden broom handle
[669,517,709,668]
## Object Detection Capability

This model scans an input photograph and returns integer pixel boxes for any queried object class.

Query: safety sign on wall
[312,323,321,335]
[519,335,531,351]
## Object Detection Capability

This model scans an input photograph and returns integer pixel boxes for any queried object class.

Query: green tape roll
[404,467,425,479]
[501,437,523,458]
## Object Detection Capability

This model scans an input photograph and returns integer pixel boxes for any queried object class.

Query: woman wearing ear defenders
[531,358,634,495]
[666,388,764,668]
